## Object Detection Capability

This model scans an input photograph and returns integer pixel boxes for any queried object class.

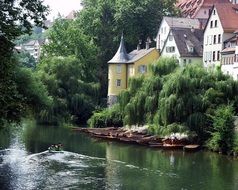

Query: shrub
[87,104,123,128]
[206,105,235,153]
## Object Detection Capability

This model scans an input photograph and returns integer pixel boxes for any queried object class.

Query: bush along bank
[88,58,238,156]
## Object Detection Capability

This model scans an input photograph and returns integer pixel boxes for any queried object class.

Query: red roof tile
[176,0,230,18]
[215,3,238,32]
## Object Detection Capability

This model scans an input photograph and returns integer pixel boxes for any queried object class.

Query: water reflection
[0,122,237,190]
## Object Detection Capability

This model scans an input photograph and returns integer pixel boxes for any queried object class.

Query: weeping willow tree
[36,56,100,125]
[89,58,238,147]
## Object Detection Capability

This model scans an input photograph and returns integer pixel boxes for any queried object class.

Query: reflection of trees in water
[22,120,107,157]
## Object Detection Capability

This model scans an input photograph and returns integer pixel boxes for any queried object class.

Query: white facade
[203,7,236,68]
[156,17,201,51]
[156,19,170,51]
[161,31,202,66]
[23,40,41,61]
[221,46,238,80]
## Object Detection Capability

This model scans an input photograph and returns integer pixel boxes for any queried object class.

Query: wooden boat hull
[183,145,200,151]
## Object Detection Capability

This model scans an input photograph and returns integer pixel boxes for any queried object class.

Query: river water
[0,122,238,190]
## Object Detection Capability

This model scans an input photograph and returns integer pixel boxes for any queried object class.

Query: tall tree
[0,0,48,125]
[77,0,179,97]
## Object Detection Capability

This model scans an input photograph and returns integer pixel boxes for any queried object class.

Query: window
[183,59,186,64]
[213,35,216,44]
[189,59,192,63]
[235,54,238,62]
[206,36,208,45]
[204,10,207,15]
[168,35,173,41]
[209,35,212,45]
[116,64,122,73]
[217,51,220,61]
[204,52,207,62]
[161,27,163,34]
[213,9,216,15]
[213,51,216,61]
[128,65,134,75]
[208,52,212,61]
[138,65,147,74]
[218,34,221,43]
[210,21,213,28]
[188,46,194,53]
[166,46,175,53]
[214,20,217,27]
[116,79,121,87]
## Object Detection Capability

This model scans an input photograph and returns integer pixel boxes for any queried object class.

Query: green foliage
[88,105,123,128]
[0,0,48,125]
[77,0,179,97]
[14,51,36,68]
[36,56,100,125]
[89,58,238,152]
[206,105,235,153]
[233,132,238,154]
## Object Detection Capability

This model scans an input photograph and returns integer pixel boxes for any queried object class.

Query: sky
[43,0,83,20]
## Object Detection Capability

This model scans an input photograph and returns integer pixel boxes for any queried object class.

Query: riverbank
[72,127,200,151]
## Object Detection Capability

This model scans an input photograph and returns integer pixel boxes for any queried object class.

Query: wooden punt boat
[183,145,200,151]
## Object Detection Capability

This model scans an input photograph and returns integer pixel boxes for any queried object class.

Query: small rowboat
[183,145,200,151]
[48,150,63,153]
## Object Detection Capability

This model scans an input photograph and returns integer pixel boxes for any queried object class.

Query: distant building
[221,31,238,79]
[203,3,238,68]
[161,27,203,65]
[107,35,159,106]
[156,17,202,51]
[66,10,77,20]
[16,39,46,61]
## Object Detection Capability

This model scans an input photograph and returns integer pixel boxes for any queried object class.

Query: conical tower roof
[108,34,129,63]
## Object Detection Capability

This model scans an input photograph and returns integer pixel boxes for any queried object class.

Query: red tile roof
[215,3,238,32]
[176,0,230,18]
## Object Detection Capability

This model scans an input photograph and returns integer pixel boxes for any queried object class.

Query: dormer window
[188,46,194,53]
[186,41,194,53]
[169,35,173,41]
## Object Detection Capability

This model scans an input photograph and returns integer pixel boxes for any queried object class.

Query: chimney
[146,37,151,50]
[146,42,150,50]
[137,39,142,51]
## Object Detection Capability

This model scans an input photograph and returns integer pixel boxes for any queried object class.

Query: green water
[0,122,238,190]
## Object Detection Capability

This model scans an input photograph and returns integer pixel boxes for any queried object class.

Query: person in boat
[58,143,63,151]
[171,135,177,145]
[48,144,55,151]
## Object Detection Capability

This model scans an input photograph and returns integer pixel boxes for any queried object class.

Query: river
[0,121,238,190]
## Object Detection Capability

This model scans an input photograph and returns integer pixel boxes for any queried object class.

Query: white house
[161,27,203,66]
[203,3,238,69]
[156,17,201,51]
[221,32,238,80]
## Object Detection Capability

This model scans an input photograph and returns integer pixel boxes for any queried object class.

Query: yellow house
[107,35,159,106]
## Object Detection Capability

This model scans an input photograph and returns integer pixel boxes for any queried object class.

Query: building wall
[203,7,223,68]
[195,7,210,19]
[221,47,238,80]
[108,64,127,97]
[161,32,180,60]
[180,57,203,66]
[107,49,159,106]
[156,20,170,51]
[133,49,159,76]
